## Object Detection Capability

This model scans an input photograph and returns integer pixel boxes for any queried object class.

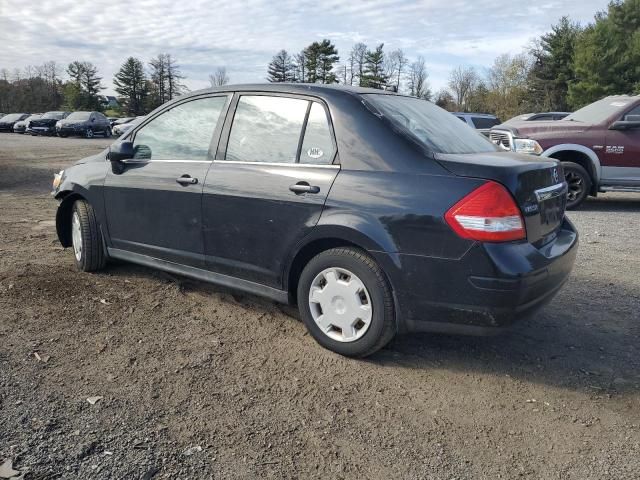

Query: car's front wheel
[71,200,107,272]
[297,247,396,357]
[562,161,591,209]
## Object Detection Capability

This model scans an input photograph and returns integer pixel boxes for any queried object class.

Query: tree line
[267,0,639,119]
[267,41,431,99]
[1,0,637,120]
[0,54,189,116]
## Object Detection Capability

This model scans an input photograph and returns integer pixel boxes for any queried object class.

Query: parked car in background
[13,114,42,133]
[112,116,145,136]
[56,111,112,138]
[107,117,120,127]
[490,95,640,209]
[27,111,70,136]
[0,113,30,132]
[506,112,571,123]
[453,113,501,137]
[52,84,577,357]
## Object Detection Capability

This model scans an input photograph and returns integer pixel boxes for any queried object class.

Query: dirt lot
[0,134,639,479]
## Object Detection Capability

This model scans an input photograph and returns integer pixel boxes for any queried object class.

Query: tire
[85,128,94,139]
[58,133,67,138]
[297,247,396,357]
[562,161,591,210]
[104,127,112,138]
[71,200,107,272]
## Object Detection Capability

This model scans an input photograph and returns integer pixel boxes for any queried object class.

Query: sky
[0,0,609,96]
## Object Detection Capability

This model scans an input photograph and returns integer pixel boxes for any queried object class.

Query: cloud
[0,0,607,94]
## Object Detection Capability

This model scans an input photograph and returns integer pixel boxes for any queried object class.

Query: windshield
[364,94,497,154]
[42,112,65,120]
[66,112,91,121]
[565,97,636,123]
[1,114,25,122]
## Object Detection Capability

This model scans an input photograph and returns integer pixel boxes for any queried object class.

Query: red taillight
[445,181,526,242]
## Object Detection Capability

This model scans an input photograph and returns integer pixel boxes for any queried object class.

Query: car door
[603,104,640,184]
[103,94,230,267]
[202,94,339,288]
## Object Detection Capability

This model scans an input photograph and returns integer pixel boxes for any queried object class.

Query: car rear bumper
[372,217,578,335]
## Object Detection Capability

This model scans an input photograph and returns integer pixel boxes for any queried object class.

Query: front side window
[300,102,335,164]
[133,96,228,160]
[226,95,308,163]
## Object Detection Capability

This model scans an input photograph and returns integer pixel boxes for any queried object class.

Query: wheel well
[55,192,84,247]
[548,150,597,194]
[287,238,363,304]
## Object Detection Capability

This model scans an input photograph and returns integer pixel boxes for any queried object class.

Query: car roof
[182,82,400,100]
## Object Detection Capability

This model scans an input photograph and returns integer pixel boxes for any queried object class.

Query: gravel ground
[1,134,639,479]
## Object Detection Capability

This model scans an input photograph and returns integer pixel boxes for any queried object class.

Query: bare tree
[349,43,368,86]
[209,66,229,86]
[294,51,306,82]
[407,56,431,99]
[448,66,479,110]
[385,49,409,90]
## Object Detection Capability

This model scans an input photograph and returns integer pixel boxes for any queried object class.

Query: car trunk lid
[435,151,567,245]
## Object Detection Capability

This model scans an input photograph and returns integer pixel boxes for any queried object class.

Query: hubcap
[308,267,372,343]
[86,129,93,138]
[71,211,82,262]
[565,171,584,202]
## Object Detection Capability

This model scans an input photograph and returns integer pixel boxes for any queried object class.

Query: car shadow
[370,274,640,394]
[103,261,639,395]
[578,195,640,212]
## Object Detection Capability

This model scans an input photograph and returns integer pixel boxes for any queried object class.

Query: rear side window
[133,96,228,160]
[365,95,497,154]
[226,95,308,164]
[300,103,335,164]
[471,117,501,129]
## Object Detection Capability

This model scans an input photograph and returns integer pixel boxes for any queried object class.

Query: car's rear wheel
[104,127,112,138]
[85,128,94,139]
[562,161,591,210]
[71,200,107,272]
[297,247,395,357]
[58,133,67,138]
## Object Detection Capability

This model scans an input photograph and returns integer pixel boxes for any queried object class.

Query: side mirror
[610,117,640,130]
[109,141,134,174]
[109,141,134,162]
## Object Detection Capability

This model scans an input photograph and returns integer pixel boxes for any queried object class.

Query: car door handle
[176,175,198,185]
[289,182,320,194]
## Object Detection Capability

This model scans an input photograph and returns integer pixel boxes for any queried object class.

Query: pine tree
[304,39,339,84]
[527,16,582,111]
[65,61,103,110]
[267,50,295,82]
[569,0,640,108]
[114,57,148,115]
[362,44,387,89]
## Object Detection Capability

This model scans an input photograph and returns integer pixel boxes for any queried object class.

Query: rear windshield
[67,112,91,121]
[364,95,497,154]
[42,112,65,120]
[25,114,42,121]
[565,97,636,123]
[471,116,501,129]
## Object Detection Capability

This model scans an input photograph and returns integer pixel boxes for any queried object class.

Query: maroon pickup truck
[490,95,640,208]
